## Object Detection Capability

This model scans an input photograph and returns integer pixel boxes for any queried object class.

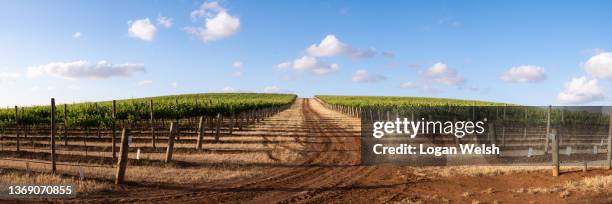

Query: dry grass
[0,102,309,193]
[510,175,612,197]
[0,170,112,193]
[417,166,583,177]
[564,175,612,193]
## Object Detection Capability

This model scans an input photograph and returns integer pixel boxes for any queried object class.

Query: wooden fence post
[196,117,204,150]
[239,114,244,131]
[229,114,234,134]
[50,98,57,175]
[115,128,130,184]
[552,129,559,177]
[215,113,221,142]
[165,123,175,163]
[544,105,551,154]
[150,99,156,150]
[112,100,117,159]
[63,104,68,147]
[607,109,611,170]
[14,106,19,152]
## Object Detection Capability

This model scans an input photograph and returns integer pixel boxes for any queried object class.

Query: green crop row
[315,95,610,126]
[0,93,296,128]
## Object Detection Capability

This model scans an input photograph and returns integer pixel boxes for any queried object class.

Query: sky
[1,0,612,107]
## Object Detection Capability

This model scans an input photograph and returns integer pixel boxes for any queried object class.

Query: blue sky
[1,0,612,107]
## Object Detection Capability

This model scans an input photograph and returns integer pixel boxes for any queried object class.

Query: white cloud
[0,72,20,83]
[275,61,291,71]
[557,77,605,104]
[137,80,153,86]
[186,1,240,42]
[306,35,347,57]
[263,86,291,93]
[231,61,243,68]
[501,65,546,83]
[156,15,173,28]
[128,18,157,41]
[170,82,179,87]
[399,82,417,89]
[73,32,82,38]
[423,62,465,86]
[584,52,612,80]
[27,60,145,79]
[222,86,240,93]
[305,35,376,59]
[292,56,338,75]
[351,69,386,83]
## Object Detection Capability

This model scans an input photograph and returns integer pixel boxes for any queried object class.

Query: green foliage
[0,93,296,128]
[315,95,610,126]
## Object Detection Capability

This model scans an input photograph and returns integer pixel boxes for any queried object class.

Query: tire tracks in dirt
[48,98,410,203]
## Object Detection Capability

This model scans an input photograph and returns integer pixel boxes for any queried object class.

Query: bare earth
[2,99,611,203]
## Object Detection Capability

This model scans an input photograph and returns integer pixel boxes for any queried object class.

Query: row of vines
[0,93,297,128]
[315,95,611,126]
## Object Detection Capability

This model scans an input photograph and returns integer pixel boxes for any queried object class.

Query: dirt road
[25,98,611,203]
[51,99,408,203]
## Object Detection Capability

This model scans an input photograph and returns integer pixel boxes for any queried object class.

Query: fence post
[165,123,175,163]
[63,104,68,147]
[150,99,156,150]
[607,109,611,170]
[14,106,20,152]
[552,129,559,177]
[115,128,130,184]
[50,98,57,175]
[229,114,235,134]
[196,117,204,150]
[544,105,551,154]
[112,100,117,159]
[215,113,221,142]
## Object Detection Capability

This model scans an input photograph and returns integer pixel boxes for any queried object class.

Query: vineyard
[0,95,610,203]
[0,93,297,194]
[0,93,297,127]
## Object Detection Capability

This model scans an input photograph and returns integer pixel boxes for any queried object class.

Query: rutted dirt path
[51,98,412,203]
[14,98,611,203]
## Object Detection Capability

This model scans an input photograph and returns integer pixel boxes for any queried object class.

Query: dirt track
[43,98,407,203]
[11,98,611,203]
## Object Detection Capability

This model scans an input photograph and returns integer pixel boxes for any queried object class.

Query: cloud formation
[557,76,605,104]
[221,86,240,93]
[263,86,291,93]
[186,1,240,42]
[73,32,82,38]
[291,56,338,75]
[306,35,376,59]
[423,62,465,86]
[584,52,612,80]
[231,61,243,68]
[501,65,546,83]
[128,18,157,41]
[351,69,386,83]
[27,60,145,79]
[156,15,173,28]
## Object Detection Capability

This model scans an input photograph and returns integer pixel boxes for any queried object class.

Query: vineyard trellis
[0,93,296,183]
[316,95,612,173]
